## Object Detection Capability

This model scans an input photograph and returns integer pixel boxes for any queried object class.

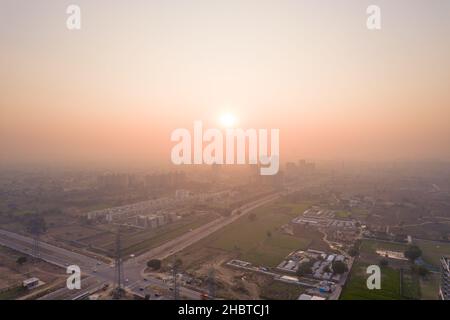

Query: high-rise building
[440,256,450,300]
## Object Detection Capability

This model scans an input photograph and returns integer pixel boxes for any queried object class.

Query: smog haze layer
[1,0,450,169]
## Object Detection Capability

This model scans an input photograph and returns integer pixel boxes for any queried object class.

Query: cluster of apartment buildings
[292,216,356,230]
[134,211,179,229]
[87,189,207,221]
[87,196,174,222]
[303,207,335,219]
[86,189,233,230]
[291,207,357,235]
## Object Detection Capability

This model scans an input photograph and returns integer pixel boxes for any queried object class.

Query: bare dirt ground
[153,246,273,299]
[0,246,65,299]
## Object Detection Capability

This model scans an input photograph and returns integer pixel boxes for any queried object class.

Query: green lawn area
[401,269,420,300]
[350,208,369,218]
[335,211,352,218]
[259,280,305,300]
[281,203,311,216]
[360,239,408,255]
[341,262,403,300]
[415,239,450,268]
[419,272,440,300]
[205,202,316,267]
[0,286,25,300]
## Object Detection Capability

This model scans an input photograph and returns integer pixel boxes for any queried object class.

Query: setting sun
[219,113,237,128]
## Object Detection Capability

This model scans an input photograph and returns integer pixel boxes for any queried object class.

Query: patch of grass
[340,262,403,300]
[415,239,450,268]
[0,286,25,300]
[203,202,314,267]
[419,272,440,300]
[259,280,304,300]
[400,269,420,300]
[243,236,311,267]
[279,203,311,217]
[335,211,352,218]
[351,208,369,218]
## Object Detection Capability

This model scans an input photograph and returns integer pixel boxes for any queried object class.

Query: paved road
[38,277,106,300]
[135,193,281,264]
[0,229,101,271]
[0,192,281,300]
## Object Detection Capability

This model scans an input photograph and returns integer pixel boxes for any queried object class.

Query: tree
[296,261,313,276]
[404,245,422,262]
[174,258,183,268]
[332,261,348,274]
[412,265,429,277]
[379,258,389,267]
[16,256,27,265]
[146,259,161,270]
[266,231,272,238]
[348,247,359,257]
[24,213,47,235]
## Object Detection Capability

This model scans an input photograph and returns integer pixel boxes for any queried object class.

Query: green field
[335,211,352,218]
[259,280,305,300]
[360,239,408,255]
[0,286,25,300]
[400,269,420,299]
[350,208,369,218]
[419,272,440,300]
[340,262,403,300]
[415,239,450,267]
[200,201,321,267]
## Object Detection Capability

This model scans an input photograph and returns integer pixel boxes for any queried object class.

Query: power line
[208,268,215,299]
[113,226,125,299]
[172,263,179,300]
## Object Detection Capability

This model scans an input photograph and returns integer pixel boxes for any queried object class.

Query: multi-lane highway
[0,192,281,300]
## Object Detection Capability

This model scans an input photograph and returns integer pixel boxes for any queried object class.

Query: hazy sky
[1,0,450,168]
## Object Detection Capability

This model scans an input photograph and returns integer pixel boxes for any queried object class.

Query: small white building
[22,277,40,290]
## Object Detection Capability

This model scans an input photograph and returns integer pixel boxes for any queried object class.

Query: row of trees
[146,258,183,271]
